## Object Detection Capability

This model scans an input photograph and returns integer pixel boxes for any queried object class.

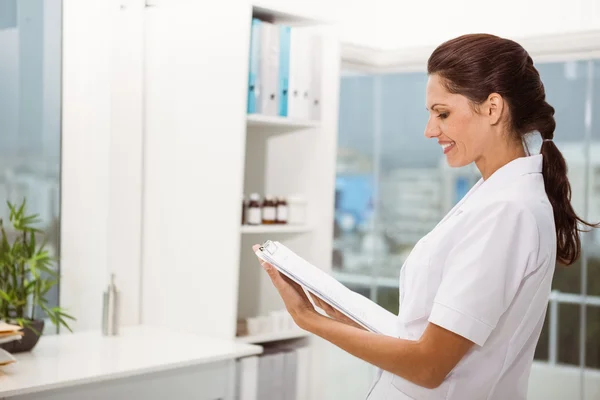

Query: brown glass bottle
[246,193,262,225]
[241,196,246,225]
[261,195,276,224]
[276,197,288,224]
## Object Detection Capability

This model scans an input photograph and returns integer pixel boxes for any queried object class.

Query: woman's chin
[446,155,469,168]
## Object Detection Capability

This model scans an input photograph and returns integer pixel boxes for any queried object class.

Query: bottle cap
[250,193,260,201]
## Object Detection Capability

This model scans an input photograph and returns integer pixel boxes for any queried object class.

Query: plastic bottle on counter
[102,274,119,336]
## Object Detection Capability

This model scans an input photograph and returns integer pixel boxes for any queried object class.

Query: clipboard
[255,240,398,337]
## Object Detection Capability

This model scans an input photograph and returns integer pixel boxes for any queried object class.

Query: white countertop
[0,325,262,398]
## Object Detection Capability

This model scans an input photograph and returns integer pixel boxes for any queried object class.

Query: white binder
[258,21,280,116]
[308,33,322,121]
[236,355,259,400]
[283,350,298,400]
[255,240,398,337]
[295,346,310,400]
[287,29,311,120]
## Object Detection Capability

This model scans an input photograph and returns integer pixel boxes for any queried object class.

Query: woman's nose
[424,118,441,139]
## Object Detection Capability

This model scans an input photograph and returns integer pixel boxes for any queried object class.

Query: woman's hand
[253,244,366,331]
[253,244,317,328]
[308,293,366,330]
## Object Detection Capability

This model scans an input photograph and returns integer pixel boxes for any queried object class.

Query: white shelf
[332,270,399,289]
[246,114,319,132]
[241,224,312,234]
[236,329,310,344]
[252,5,327,26]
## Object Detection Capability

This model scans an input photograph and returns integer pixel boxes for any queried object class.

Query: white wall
[60,0,112,332]
[61,0,144,332]
[141,0,250,339]
[374,0,600,50]
[255,0,600,50]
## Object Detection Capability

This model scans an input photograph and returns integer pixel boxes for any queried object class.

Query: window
[0,0,62,333]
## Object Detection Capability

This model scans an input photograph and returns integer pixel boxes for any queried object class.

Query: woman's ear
[486,93,505,126]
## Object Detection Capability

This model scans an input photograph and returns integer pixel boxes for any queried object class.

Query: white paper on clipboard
[255,240,398,337]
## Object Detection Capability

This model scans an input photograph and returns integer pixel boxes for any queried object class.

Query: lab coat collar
[436,155,543,227]
[465,154,543,208]
[481,154,543,186]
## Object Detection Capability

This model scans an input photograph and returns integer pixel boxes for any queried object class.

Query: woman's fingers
[308,293,324,311]
[308,293,336,316]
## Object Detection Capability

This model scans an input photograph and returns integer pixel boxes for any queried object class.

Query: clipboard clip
[260,240,278,255]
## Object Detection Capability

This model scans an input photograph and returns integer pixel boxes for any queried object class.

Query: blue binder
[247,18,261,114]
[278,25,291,117]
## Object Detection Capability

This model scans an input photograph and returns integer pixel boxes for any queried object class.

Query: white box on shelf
[287,195,307,225]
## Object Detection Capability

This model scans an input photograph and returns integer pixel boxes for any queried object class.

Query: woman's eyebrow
[426,103,448,111]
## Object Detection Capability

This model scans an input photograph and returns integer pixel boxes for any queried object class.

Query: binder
[287,28,311,120]
[255,241,398,337]
[278,25,291,117]
[308,33,322,121]
[235,356,259,400]
[247,18,262,114]
[258,351,281,400]
[295,346,310,400]
[283,349,298,400]
[271,351,285,399]
[258,21,280,116]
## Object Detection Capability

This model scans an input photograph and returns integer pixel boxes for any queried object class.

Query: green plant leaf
[0,290,11,302]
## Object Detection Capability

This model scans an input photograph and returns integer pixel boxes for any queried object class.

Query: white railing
[547,290,600,365]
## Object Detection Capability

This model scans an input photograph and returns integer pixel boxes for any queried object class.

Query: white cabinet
[6,361,234,400]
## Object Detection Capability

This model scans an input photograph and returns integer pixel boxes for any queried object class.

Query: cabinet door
[142,0,251,338]
[7,361,234,400]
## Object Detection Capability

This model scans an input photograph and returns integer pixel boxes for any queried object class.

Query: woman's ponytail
[537,103,598,265]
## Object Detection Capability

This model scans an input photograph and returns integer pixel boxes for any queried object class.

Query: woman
[253,34,597,399]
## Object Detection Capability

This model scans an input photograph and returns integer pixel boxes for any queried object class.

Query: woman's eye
[438,113,448,120]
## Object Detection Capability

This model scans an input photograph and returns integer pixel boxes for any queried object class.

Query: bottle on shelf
[276,196,288,224]
[261,195,277,224]
[246,193,262,225]
[287,195,307,225]
[241,196,246,225]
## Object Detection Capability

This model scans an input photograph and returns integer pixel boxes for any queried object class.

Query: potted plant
[0,199,75,353]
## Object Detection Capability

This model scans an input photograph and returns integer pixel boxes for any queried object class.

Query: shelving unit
[247,114,320,133]
[236,329,310,344]
[240,224,312,234]
[234,5,340,399]
[139,2,339,399]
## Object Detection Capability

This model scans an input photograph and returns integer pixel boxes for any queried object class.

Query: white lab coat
[366,155,556,400]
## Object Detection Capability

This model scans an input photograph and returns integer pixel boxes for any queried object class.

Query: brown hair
[427,33,597,266]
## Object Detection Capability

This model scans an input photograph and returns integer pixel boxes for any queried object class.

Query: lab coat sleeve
[428,201,540,347]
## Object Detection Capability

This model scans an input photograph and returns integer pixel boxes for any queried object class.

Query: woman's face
[424,74,491,168]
